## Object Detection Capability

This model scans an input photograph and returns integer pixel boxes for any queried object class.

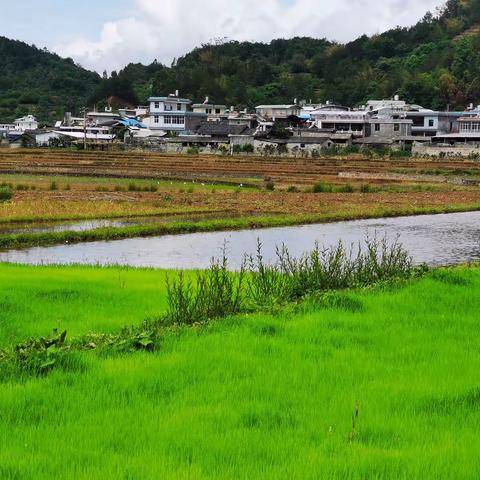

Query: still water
[0,211,479,269]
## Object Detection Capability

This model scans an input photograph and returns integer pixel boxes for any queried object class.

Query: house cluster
[2,92,480,157]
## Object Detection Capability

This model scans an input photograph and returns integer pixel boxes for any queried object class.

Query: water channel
[0,211,479,269]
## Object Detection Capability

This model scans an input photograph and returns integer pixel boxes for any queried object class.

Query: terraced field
[0,149,480,249]
[1,149,480,187]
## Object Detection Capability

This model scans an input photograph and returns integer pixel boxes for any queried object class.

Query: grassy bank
[1,202,480,250]
[0,264,172,346]
[0,264,479,478]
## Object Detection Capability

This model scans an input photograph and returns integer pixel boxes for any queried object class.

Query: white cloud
[55,0,443,73]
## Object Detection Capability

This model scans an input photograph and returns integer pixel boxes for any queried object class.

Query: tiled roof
[196,122,250,136]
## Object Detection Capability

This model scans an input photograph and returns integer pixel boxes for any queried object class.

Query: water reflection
[0,211,479,269]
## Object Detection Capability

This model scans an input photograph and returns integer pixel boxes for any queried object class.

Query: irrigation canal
[0,211,479,268]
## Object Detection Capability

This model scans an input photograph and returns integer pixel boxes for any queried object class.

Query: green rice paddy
[1,264,479,478]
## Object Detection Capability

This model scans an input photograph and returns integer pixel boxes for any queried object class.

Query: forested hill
[2,0,480,124]
[0,37,100,123]
[94,0,480,111]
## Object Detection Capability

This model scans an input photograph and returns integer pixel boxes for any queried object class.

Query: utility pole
[82,107,87,151]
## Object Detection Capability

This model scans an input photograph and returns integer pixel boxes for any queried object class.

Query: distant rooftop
[148,96,191,104]
[256,105,299,109]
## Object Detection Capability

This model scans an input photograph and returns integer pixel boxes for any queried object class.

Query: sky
[0,0,444,73]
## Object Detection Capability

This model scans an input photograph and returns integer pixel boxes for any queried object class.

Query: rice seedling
[0,264,479,479]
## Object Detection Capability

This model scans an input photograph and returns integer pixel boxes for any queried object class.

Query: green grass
[0,264,171,346]
[0,265,480,478]
[2,202,480,250]
[0,173,258,191]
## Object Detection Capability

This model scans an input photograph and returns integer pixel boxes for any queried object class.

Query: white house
[147,92,192,132]
[192,98,228,121]
[14,115,38,131]
[311,108,367,136]
[255,104,301,120]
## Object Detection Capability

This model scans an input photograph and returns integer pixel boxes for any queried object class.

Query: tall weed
[166,237,414,323]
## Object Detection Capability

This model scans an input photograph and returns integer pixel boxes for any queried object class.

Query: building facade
[255,105,301,120]
[147,94,207,132]
[192,99,228,121]
[14,115,38,131]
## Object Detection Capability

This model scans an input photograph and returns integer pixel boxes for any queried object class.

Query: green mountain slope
[0,37,100,124]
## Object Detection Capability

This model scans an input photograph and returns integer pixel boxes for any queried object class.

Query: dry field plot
[1,149,480,187]
[0,149,480,226]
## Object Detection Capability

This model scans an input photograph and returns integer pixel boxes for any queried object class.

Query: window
[164,116,185,125]
[428,119,435,127]
[394,123,400,132]
[154,115,159,124]
[375,124,380,132]
[177,104,182,111]
[154,102,160,109]
[215,109,221,114]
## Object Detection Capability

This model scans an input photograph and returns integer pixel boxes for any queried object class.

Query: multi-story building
[255,104,301,120]
[147,93,191,132]
[14,115,38,131]
[311,108,367,136]
[146,92,206,133]
[192,98,228,121]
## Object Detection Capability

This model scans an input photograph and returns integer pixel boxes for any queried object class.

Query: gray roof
[167,135,227,144]
[148,96,191,104]
[196,122,251,137]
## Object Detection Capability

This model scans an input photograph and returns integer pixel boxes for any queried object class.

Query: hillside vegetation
[0,37,100,123]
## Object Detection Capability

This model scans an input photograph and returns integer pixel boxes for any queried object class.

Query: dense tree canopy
[0,37,100,124]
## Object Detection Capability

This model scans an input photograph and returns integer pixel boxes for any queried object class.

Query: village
[2,92,480,158]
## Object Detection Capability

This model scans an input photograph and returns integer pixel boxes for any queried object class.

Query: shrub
[338,184,355,193]
[389,148,412,158]
[246,237,414,304]
[265,181,275,191]
[166,253,245,325]
[218,145,229,156]
[187,147,200,155]
[49,181,58,191]
[242,144,255,153]
[0,186,13,202]
[287,186,299,193]
[312,182,333,193]
[360,184,374,193]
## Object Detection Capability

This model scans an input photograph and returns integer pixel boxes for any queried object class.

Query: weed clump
[312,182,333,193]
[166,237,414,324]
[0,186,13,202]
[166,252,245,325]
